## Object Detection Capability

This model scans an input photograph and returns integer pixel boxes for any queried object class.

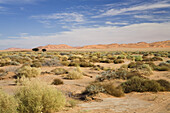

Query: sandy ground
[0,59,170,113]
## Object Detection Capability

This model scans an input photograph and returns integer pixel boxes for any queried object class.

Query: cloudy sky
[0,0,170,49]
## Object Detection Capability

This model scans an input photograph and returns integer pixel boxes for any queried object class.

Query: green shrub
[0,90,18,113]
[156,79,170,91]
[52,78,64,85]
[16,66,41,78]
[15,80,66,113]
[121,77,162,93]
[135,56,143,61]
[51,68,68,75]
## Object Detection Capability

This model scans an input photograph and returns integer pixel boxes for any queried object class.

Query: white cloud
[94,2,170,18]
[31,12,85,23]
[0,22,170,49]
[134,15,153,19]
[105,21,128,25]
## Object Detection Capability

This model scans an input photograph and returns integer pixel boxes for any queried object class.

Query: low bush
[16,66,41,78]
[83,82,124,97]
[156,79,170,91]
[154,66,169,71]
[151,56,163,61]
[135,56,143,61]
[83,82,105,96]
[0,90,18,113]
[66,70,83,79]
[31,60,42,68]
[42,59,62,67]
[117,55,125,59]
[103,83,124,97]
[51,68,68,75]
[128,62,136,68]
[61,61,70,66]
[67,99,78,108]
[79,62,94,67]
[15,80,66,113]
[52,78,64,85]
[121,77,162,93]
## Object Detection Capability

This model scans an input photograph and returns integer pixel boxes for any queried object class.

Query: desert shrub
[128,62,153,76]
[159,62,170,67]
[67,99,78,108]
[151,56,163,61]
[52,78,64,85]
[31,60,42,68]
[137,64,153,76]
[68,62,79,66]
[91,65,106,71]
[61,61,70,66]
[117,55,125,59]
[156,79,170,91]
[16,66,41,78]
[126,70,144,79]
[51,68,68,75]
[83,82,105,95]
[10,61,20,66]
[15,80,66,113]
[0,58,11,67]
[128,62,136,68]
[61,55,68,61]
[121,77,162,93]
[135,56,143,61]
[114,59,124,64]
[167,60,170,63]
[42,59,62,67]
[97,69,128,81]
[66,70,83,79]
[90,56,99,62]
[103,83,124,97]
[145,62,158,70]
[0,90,18,113]
[126,55,134,60]
[79,62,94,67]
[154,66,169,71]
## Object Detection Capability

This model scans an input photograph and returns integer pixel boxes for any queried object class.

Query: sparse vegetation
[51,68,68,75]
[121,77,163,93]
[16,66,41,78]
[52,78,64,85]
[15,80,66,113]
[0,90,18,113]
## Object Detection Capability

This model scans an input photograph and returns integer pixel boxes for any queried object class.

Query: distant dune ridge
[5,40,170,50]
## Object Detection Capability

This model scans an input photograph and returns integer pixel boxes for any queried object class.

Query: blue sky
[0,0,170,49]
